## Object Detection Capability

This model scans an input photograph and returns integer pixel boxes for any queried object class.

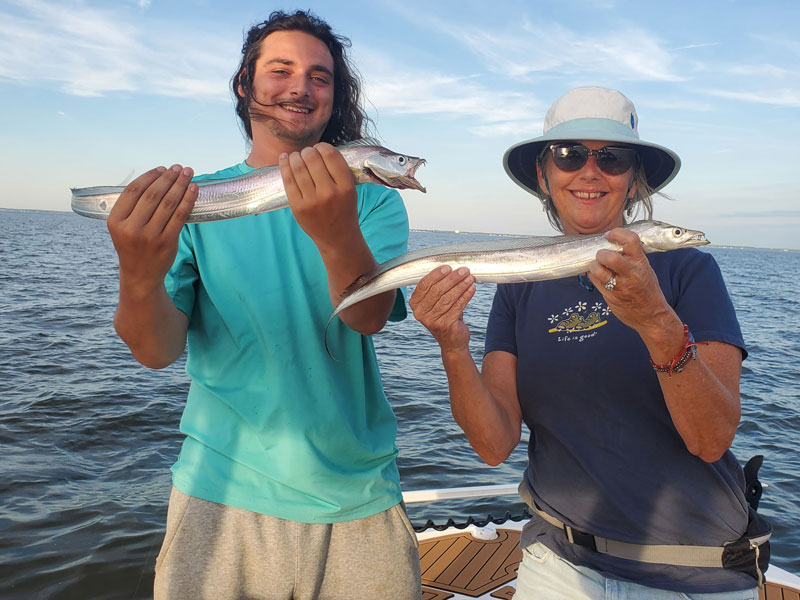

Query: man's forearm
[319,233,395,335]
[114,281,189,369]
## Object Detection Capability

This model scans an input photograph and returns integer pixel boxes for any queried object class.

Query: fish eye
[397,156,407,165]
[673,228,683,236]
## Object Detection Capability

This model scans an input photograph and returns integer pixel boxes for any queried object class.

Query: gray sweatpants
[153,487,421,600]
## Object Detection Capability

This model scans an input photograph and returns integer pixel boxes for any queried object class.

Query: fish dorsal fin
[193,164,278,188]
[71,185,126,196]
[117,168,136,187]
[378,233,597,267]
[338,137,381,148]
[194,140,381,189]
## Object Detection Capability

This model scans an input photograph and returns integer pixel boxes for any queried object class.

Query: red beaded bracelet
[650,324,702,377]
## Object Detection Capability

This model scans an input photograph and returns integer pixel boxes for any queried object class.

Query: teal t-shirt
[165,161,409,523]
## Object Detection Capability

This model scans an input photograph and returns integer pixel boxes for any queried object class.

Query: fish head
[360,148,427,192]
[635,220,710,251]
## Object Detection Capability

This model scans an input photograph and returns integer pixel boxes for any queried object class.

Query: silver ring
[605,275,617,291]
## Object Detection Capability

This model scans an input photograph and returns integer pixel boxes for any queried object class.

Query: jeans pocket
[524,542,552,564]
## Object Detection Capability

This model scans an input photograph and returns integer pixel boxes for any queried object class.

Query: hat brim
[503,118,681,197]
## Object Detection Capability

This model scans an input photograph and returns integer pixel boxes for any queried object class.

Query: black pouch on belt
[721,506,771,582]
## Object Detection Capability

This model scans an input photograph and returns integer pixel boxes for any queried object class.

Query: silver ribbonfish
[70,141,426,223]
[329,221,708,325]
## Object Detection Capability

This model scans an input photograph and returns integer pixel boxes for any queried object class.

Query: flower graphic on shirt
[548,295,610,334]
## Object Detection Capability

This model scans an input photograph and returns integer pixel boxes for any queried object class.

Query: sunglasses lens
[551,144,588,171]
[550,144,637,175]
[596,148,637,175]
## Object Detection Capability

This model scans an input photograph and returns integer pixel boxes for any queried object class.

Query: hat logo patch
[630,113,635,129]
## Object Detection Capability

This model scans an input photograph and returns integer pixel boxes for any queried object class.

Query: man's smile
[280,103,312,114]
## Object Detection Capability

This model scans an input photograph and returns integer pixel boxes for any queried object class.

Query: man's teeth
[573,191,605,199]
[283,105,310,114]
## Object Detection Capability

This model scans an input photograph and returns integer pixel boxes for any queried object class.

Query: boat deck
[763,582,800,600]
[420,527,521,598]
[417,525,800,600]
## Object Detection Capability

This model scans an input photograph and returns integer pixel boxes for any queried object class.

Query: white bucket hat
[503,87,681,198]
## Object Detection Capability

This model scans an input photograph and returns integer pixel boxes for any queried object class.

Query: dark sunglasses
[546,143,638,175]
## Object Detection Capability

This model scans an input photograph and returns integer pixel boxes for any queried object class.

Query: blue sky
[1,0,798,249]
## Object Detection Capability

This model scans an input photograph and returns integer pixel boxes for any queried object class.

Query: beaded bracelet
[650,324,700,377]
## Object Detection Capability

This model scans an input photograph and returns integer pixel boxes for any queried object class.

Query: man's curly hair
[231,10,372,145]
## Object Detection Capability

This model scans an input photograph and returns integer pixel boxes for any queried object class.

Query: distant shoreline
[3,209,796,253]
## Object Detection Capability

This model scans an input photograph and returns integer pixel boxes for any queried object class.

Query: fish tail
[323,314,345,362]
[325,273,378,359]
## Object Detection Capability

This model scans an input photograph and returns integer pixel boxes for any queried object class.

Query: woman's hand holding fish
[589,227,741,461]
[280,143,396,335]
[588,227,689,375]
[106,165,197,369]
[409,266,476,353]
[588,227,676,338]
[411,266,522,466]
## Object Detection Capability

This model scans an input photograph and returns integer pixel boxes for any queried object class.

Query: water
[1,208,798,599]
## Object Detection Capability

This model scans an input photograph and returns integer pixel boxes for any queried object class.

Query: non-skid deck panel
[419,529,522,597]
[489,585,515,599]
[761,581,800,600]
[422,588,455,600]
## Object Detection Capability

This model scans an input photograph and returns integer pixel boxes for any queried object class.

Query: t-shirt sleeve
[485,283,519,356]
[164,227,198,318]
[668,250,747,359]
[356,183,410,322]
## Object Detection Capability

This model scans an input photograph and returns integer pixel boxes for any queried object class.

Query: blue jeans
[514,542,758,600]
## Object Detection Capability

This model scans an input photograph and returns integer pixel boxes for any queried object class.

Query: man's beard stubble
[248,101,327,147]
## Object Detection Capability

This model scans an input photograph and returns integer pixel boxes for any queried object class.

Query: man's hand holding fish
[280,142,395,334]
[107,165,197,369]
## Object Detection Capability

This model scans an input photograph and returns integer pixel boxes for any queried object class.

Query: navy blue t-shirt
[485,248,755,593]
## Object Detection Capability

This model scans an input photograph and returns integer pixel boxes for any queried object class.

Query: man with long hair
[107,10,419,599]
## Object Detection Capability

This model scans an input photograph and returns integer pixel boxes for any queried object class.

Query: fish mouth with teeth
[364,159,427,192]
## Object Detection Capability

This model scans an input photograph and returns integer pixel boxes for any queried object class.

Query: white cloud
[359,52,548,137]
[672,42,721,51]
[639,98,715,112]
[0,0,235,100]
[433,18,684,82]
[702,88,800,108]
[749,34,800,57]
[469,120,543,138]
[728,64,794,79]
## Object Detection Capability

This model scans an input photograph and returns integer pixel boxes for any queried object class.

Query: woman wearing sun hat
[410,87,767,598]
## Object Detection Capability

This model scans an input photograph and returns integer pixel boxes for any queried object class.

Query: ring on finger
[605,275,617,291]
